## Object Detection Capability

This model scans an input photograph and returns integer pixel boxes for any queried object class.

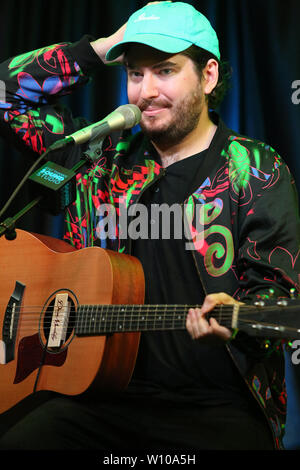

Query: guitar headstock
[237,291,300,339]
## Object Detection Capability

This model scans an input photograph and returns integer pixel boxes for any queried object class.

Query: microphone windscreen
[116,104,141,128]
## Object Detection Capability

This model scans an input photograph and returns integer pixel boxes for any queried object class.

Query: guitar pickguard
[12,288,77,385]
[14,333,67,384]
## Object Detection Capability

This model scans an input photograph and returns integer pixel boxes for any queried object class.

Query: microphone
[49,104,141,151]
[27,104,141,215]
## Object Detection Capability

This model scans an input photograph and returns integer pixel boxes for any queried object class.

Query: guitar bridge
[0,281,25,364]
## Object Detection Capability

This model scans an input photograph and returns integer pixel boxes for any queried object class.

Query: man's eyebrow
[125,60,178,70]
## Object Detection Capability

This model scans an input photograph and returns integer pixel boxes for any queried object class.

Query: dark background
[0,0,299,449]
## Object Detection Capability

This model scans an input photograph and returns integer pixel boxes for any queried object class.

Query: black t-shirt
[127,150,249,405]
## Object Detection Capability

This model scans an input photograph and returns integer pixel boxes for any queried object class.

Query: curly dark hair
[181,45,232,109]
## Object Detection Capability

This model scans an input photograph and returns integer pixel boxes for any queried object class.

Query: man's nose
[140,73,159,100]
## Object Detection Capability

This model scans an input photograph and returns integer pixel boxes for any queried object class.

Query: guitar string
[12,320,300,336]
[3,309,289,330]
[6,317,299,336]
[4,304,297,335]
[2,303,288,314]
[3,303,292,322]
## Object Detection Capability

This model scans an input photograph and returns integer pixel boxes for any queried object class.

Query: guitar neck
[75,304,234,336]
[75,300,300,339]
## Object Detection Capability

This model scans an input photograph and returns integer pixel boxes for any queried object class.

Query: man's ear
[202,59,219,95]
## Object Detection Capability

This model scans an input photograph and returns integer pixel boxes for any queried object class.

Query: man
[0,1,299,450]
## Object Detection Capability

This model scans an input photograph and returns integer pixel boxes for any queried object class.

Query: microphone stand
[0,138,103,241]
[0,197,42,240]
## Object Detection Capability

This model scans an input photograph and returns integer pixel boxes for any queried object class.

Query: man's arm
[90,23,127,64]
[0,38,100,156]
[186,149,300,343]
[0,19,128,158]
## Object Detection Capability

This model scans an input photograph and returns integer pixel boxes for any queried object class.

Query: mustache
[137,99,171,112]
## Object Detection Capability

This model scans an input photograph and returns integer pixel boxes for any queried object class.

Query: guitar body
[0,230,144,413]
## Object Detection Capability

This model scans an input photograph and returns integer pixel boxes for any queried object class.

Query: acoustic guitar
[0,229,299,414]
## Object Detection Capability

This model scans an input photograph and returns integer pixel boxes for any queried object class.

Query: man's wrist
[90,38,108,62]
[90,37,122,65]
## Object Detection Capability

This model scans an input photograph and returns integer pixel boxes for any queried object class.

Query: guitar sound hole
[42,293,76,351]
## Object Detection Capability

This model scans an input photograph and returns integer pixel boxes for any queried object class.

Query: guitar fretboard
[75,304,233,335]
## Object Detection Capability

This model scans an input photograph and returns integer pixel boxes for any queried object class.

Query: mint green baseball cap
[106,2,220,61]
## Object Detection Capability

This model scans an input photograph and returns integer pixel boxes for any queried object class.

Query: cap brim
[105,34,192,61]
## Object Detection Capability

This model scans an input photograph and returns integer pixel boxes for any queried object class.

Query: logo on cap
[134,12,160,23]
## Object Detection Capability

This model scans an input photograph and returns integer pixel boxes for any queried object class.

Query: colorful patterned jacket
[1,36,300,449]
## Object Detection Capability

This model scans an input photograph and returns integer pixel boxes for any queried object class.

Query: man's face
[126,44,206,146]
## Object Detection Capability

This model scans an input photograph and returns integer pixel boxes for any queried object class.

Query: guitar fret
[77,305,83,334]
[109,305,115,333]
[140,306,143,331]
[218,305,223,326]
[153,305,157,331]
[83,305,88,335]
[166,305,174,330]
[147,306,154,330]
[110,305,116,333]
[100,304,107,334]
[127,305,134,331]
[129,305,136,332]
[117,306,126,332]
[124,305,132,331]
[94,304,99,334]
[130,304,134,332]
[172,305,176,330]
[135,305,140,331]
[120,305,128,332]
[174,305,185,329]
[91,305,95,334]
[89,305,93,333]
[115,305,120,332]
[156,306,163,331]
[90,305,94,334]
[139,306,146,331]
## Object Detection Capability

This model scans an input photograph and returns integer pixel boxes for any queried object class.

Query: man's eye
[128,71,142,78]
[160,69,172,75]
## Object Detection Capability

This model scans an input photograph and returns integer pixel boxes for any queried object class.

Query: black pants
[0,390,275,451]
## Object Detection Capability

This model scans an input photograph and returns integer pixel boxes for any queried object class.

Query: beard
[138,84,204,147]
